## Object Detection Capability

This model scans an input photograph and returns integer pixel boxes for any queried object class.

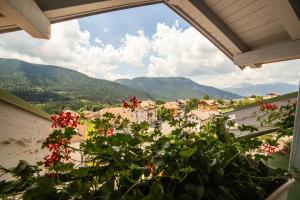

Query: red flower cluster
[260,103,278,111]
[44,139,71,167]
[50,111,80,128]
[123,96,142,110]
[107,127,115,137]
[262,144,277,155]
[262,144,289,156]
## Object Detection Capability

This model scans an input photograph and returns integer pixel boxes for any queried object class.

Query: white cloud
[0,19,299,88]
[199,60,300,88]
[103,28,109,33]
[147,23,234,77]
[0,20,123,80]
[120,30,151,67]
[94,37,103,45]
[146,22,300,88]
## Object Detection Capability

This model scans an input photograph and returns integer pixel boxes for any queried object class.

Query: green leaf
[179,148,196,158]
[179,167,196,173]
[184,183,204,198]
[178,193,193,200]
[70,167,90,178]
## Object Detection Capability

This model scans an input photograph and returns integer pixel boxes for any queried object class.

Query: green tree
[202,93,210,100]
[91,104,106,112]
[216,98,224,105]
[155,100,165,105]
[185,98,199,113]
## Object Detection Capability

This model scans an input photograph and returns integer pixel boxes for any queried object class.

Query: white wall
[187,115,201,131]
[226,96,297,136]
[0,100,51,179]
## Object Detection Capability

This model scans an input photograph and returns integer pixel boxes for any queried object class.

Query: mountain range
[1,58,296,114]
[0,58,152,113]
[224,83,298,97]
[115,77,240,100]
[0,58,240,113]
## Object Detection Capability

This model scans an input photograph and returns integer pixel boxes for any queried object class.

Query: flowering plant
[248,100,297,158]
[0,97,290,200]
[123,96,142,111]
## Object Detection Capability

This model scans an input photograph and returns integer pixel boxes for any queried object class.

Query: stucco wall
[0,100,51,179]
[226,96,297,136]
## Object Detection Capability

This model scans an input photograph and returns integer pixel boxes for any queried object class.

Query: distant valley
[0,58,268,114]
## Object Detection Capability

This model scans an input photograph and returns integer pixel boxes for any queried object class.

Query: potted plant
[0,97,293,199]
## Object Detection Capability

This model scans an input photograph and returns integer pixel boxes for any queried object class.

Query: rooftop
[0,88,49,120]
[187,109,219,121]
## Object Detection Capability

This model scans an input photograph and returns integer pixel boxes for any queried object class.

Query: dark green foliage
[0,58,153,113]
[0,113,289,200]
[116,77,241,100]
[202,94,210,100]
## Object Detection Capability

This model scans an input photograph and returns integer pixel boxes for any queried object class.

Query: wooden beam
[45,0,162,25]
[271,0,300,40]
[188,0,249,53]
[233,40,300,67]
[0,0,50,39]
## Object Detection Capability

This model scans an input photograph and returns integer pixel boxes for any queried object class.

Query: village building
[198,100,219,111]
[138,100,158,124]
[163,102,180,117]
[264,92,281,99]
[85,101,158,124]
[187,109,219,131]
[69,124,88,166]
[86,107,136,123]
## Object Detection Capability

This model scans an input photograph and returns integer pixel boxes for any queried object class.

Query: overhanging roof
[0,0,299,68]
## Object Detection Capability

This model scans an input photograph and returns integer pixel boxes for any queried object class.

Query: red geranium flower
[50,111,80,128]
[292,100,297,106]
[107,127,115,136]
[122,101,130,109]
[122,96,142,111]
[44,139,71,167]
[261,103,278,111]
[262,143,277,155]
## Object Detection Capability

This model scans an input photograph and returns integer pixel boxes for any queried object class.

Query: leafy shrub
[0,97,290,200]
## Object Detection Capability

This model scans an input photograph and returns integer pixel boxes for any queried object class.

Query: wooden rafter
[0,0,50,39]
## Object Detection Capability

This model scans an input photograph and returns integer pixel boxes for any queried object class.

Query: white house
[138,100,158,124]
[264,92,281,99]
[187,109,219,131]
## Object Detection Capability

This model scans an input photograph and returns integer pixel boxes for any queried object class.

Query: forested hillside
[0,58,152,113]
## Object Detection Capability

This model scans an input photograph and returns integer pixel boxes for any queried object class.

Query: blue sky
[78,4,190,47]
[77,4,191,78]
[0,3,299,88]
